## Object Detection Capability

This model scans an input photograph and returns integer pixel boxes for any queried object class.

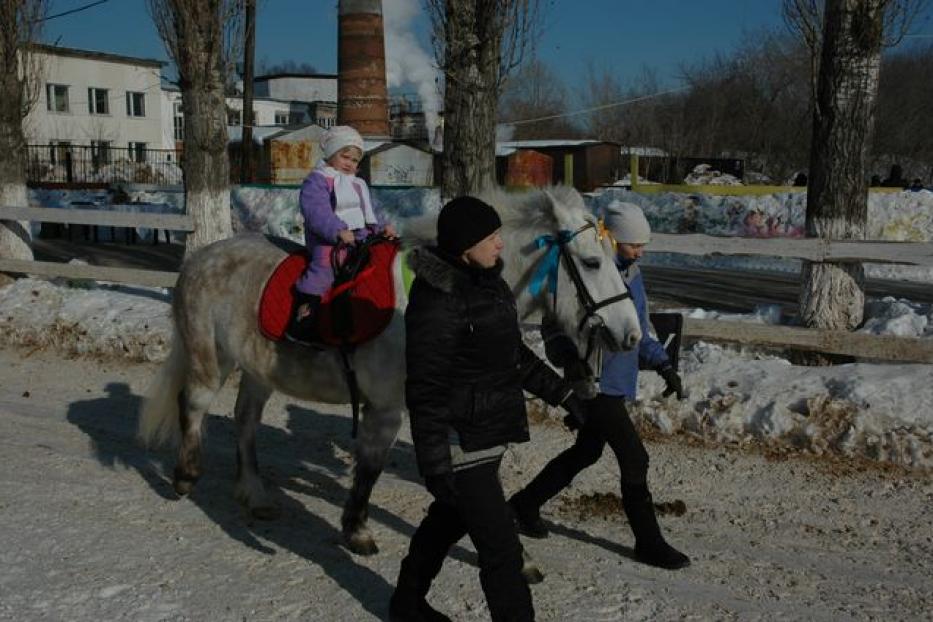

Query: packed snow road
[0,345,930,621]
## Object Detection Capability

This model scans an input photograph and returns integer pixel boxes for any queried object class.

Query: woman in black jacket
[389,196,584,622]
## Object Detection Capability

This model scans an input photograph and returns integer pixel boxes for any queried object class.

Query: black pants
[515,394,649,511]
[398,459,533,622]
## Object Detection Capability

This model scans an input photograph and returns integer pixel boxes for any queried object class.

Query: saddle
[258,237,400,347]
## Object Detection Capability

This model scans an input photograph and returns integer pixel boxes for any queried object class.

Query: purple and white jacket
[294,163,386,295]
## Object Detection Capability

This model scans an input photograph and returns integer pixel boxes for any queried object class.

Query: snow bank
[1,271,930,469]
[0,278,172,362]
[590,187,933,282]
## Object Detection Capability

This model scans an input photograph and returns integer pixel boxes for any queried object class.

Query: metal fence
[26,144,183,185]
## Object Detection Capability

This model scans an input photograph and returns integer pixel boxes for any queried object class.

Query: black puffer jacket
[405,247,570,476]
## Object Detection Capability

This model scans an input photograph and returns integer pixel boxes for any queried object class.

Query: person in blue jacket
[509,201,690,570]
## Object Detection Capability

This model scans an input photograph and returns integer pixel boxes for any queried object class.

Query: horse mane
[398,185,587,249]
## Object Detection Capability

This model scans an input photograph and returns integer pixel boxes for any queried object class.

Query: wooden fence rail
[2,203,931,362]
[650,232,933,267]
[682,318,933,363]
[0,205,192,288]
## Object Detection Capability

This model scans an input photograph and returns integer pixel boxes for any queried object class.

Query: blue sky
[41,0,933,89]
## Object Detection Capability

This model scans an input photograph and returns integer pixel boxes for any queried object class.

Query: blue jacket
[599,258,669,400]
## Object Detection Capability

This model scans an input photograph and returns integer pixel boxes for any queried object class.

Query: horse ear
[542,187,572,227]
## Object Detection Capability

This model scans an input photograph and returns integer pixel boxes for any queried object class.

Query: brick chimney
[338,0,390,139]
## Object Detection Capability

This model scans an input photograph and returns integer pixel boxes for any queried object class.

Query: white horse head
[484,185,642,354]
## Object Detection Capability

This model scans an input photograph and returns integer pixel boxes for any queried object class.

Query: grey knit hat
[604,201,651,244]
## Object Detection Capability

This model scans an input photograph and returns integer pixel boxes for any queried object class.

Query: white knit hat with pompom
[321,125,364,160]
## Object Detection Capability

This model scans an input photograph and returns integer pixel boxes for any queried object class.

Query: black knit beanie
[436,196,502,256]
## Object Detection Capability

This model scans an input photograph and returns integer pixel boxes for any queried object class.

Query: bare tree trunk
[440,1,500,197]
[0,0,44,283]
[799,0,887,333]
[427,0,542,198]
[149,0,237,252]
[240,0,255,184]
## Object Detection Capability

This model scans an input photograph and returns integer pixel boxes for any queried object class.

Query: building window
[274,111,288,126]
[126,91,146,117]
[46,84,70,113]
[88,87,109,115]
[288,112,304,125]
[49,141,71,164]
[173,102,184,141]
[128,142,147,163]
[91,140,111,166]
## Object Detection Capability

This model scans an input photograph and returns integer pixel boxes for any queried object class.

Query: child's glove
[658,365,684,399]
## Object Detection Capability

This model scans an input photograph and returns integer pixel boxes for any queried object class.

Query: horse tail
[138,330,187,448]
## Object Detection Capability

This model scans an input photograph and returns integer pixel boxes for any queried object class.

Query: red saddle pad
[258,241,399,347]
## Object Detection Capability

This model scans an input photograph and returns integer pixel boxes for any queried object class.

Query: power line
[507,86,691,126]
[37,0,111,23]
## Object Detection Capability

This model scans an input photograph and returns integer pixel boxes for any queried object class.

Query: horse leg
[232,373,279,520]
[341,403,403,556]
[172,336,232,496]
[173,380,223,496]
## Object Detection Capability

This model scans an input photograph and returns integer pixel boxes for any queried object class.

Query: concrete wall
[254,76,338,103]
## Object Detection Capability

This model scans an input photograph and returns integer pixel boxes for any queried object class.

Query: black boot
[622,484,690,570]
[389,558,451,622]
[284,291,320,345]
[508,494,550,539]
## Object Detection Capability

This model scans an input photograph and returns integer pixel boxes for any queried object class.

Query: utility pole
[240,0,256,184]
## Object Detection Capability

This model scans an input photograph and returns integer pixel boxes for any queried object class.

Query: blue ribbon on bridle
[529,230,575,296]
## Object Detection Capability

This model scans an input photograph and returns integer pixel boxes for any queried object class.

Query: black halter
[530,222,632,338]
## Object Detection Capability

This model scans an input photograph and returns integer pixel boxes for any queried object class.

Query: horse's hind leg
[172,343,232,496]
[341,403,403,556]
[173,378,225,496]
[232,373,279,520]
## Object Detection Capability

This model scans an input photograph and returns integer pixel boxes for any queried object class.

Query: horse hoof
[522,565,544,585]
[345,533,379,556]
[173,477,196,497]
[250,505,281,521]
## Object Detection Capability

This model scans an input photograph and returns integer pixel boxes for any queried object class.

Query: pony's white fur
[138,185,640,555]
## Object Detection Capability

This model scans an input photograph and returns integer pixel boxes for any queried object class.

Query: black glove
[658,365,684,399]
[560,392,590,431]
[424,472,458,506]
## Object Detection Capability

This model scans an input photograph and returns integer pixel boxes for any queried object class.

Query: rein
[529,222,632,358]
[328,234,393,438]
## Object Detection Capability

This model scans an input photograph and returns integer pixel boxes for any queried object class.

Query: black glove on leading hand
[658,365,684,400]
[425,472,458,506]
[560,392,590,431]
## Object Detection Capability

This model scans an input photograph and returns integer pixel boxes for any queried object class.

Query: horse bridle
[531,221,632,338]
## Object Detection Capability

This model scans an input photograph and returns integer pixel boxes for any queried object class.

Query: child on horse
[286,125,397,344]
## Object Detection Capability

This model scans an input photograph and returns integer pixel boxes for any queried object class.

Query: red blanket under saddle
[258,241,399,346]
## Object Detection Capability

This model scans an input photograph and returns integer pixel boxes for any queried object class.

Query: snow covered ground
[3,182,933,620]
[1,275,930,471]
[0,345,931,621]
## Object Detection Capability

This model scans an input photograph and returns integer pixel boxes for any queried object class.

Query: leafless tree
[783,0,927,95]
[498,58,579,140]
[798,0,889,339]
[783,0,928,344]
[425,0,544,197]
[0,0,46,281]
[872,43,933,180]
[148,0,243,251]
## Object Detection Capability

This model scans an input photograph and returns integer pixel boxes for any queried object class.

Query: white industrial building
[25,44,167,165]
